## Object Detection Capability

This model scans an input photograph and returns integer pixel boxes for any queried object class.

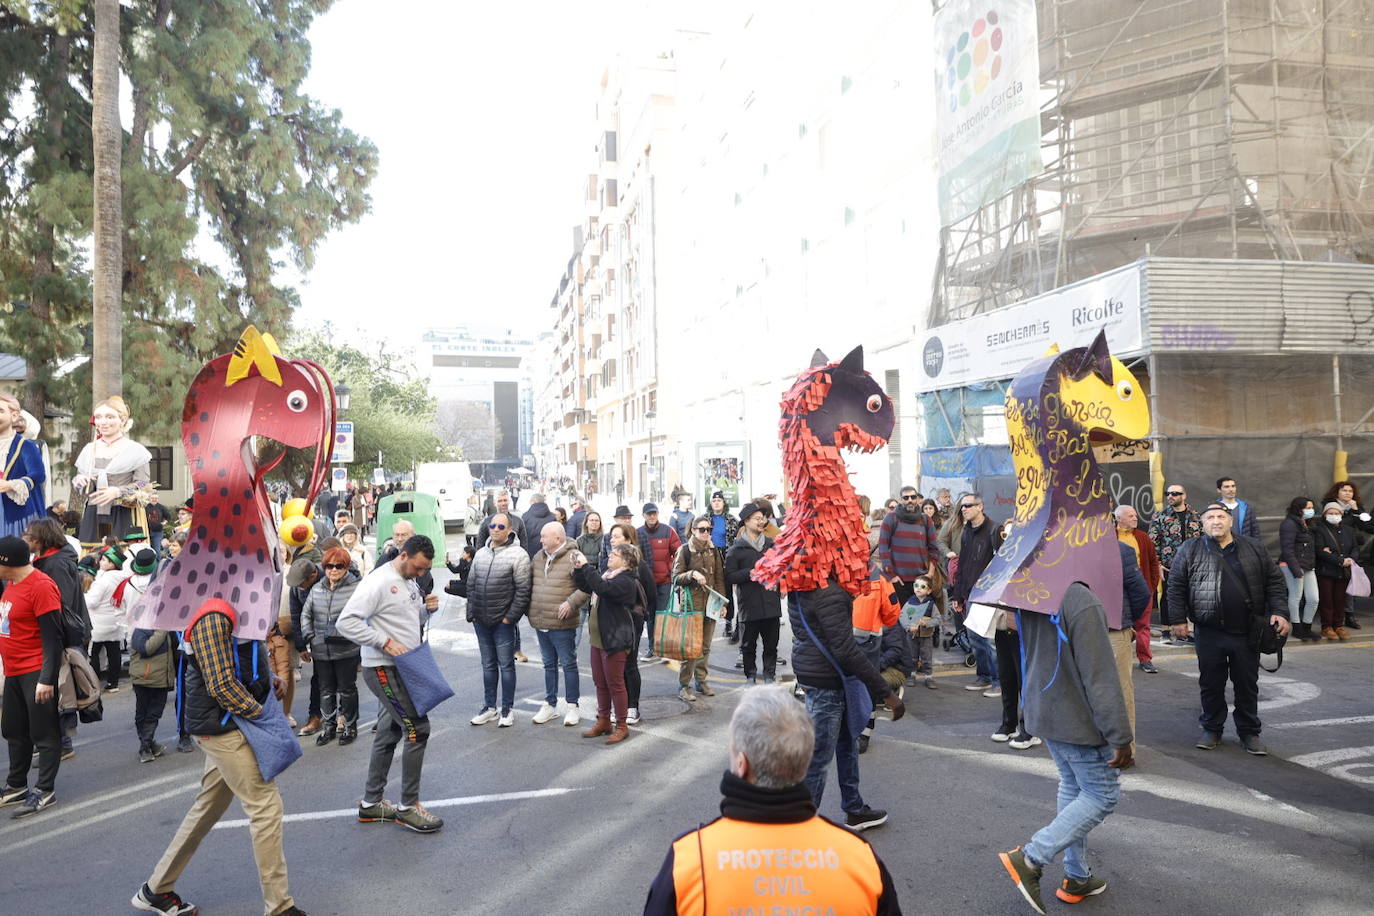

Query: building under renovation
[921,0,1374,532]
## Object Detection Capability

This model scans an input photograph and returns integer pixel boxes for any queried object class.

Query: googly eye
[1115,380,1133,401]
[866,394,883,413]
[286,389,309,413]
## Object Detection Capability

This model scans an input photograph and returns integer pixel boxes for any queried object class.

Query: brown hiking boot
[605,724,630,745]
[582,716,612,738]
[296,715,322,737]
[1335,627,1352,641]
[1321,627,1339,641]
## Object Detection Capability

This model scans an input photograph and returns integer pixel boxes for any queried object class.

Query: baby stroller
[943,607,978,667]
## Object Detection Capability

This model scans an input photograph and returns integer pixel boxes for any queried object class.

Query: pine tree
[0,1,378,442]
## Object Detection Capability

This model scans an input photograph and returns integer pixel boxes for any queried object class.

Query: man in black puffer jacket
[1167,503,1289,756]
[465,514,533,725]
[789,584,904,832]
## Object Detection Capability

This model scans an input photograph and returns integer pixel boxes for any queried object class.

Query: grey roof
[0,353,26,381]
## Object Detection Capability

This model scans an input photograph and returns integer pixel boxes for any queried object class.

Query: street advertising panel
[917,262,1145,393]
[934,0,1042,224]
[696,441,750,512]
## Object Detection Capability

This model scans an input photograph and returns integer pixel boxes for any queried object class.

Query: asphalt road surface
[4,541,1372,916]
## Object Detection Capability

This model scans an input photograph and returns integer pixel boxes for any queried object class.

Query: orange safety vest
[850,574,899,634]
[669,815,884,915]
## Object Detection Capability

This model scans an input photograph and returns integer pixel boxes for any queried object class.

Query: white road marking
[211,787,583,829]
[1270,715,1374,729]
[1256,675,1320,711]
[1245,787,1311,816]
[0,781,200,854]
[1288,745,1374,786]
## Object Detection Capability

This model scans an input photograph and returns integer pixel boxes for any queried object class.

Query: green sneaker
[394,803,443,834]
[999,846,1046,915]
[357,799,397,823]
[1057,874,1108,903]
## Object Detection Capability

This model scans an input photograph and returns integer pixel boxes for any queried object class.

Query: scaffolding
[931,0,1374,324]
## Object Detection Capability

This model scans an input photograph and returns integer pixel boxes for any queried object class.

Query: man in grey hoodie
[336,535,442,834]
[998,583,1133,915]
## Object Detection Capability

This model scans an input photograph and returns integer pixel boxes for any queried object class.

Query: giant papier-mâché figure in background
[752,346,894,595]
[135,326,335,638]
[969,329,1150,628]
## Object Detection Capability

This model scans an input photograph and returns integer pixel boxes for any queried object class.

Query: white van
[415,462,476,528]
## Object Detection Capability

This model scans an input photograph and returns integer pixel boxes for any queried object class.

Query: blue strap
[221,639,242,726]
[1038,612,1070,694]
[792,593,847,682]
[175,635,187,731]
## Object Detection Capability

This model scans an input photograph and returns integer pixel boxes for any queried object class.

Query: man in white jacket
[336,535,442,834]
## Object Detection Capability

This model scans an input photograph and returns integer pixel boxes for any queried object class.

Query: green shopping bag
[654,586,704,661]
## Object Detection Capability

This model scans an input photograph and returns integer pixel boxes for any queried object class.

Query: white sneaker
[626,707,641,725]
[532,703,559,725]
[497,709,515,727]
[563,705,581,727]
[470,707,499,726]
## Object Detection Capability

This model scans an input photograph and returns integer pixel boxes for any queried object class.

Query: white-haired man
[643,685,901,915]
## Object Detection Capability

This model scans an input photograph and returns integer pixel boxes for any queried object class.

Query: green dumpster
[374,491,446,563]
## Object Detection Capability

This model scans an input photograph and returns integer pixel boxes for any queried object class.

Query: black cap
[738,502,764,524]
[642,502,659,514]
[0,536,30,567]
[613,505,632,518]
[711,490,726,502]
[1200,502,1232,515]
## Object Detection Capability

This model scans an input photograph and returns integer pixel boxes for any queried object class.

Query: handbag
[1215,546,1287,672]
[232,692,303,783]
[1347,563,1371,598]
[392,642,455,717]
[654,586,704,660]
[793,595,875,746]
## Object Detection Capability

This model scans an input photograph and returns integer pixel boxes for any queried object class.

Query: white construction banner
[916,263,1145,392]
[934,0,1042,224]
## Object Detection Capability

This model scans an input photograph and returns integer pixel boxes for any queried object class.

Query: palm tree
[92,0,122,400]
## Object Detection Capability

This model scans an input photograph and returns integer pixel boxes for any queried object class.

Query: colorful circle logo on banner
[943,9,1004,112]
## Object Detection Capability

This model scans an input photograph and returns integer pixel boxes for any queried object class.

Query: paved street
[4,538,1372,916]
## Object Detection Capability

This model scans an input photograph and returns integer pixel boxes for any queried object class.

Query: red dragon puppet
[752,346,894,596]
[134,326,335,638]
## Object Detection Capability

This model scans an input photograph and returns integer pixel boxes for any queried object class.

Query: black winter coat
[1165,535,1286,629]
[573,564,638,653]
[724,535,781,623]
[788,584,891,702]
[1278,514,1316,573]
[521,503,558,557]
[1119,542,1151,627]
[1313,519,1358,580]
[34,544,90,648]
[953,517,1003,604]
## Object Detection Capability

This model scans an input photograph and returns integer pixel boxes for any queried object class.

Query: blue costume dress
[1,431,47,538]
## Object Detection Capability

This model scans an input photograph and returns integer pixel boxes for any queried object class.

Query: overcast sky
[292,1,632,352]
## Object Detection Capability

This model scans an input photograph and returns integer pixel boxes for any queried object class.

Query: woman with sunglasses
[672,516,727,701]
[300,547,364,746]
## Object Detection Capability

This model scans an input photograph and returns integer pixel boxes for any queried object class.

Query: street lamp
[334,382,352,416]
[644,408,656,502]
[581,434,590,493]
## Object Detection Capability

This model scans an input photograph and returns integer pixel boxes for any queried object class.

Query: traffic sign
[332,421,354,464]
[331,467,348,492]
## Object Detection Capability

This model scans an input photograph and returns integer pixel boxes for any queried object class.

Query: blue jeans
[969,630,999,685]
[1024,739,1121,880]
[472,620,516,711]
[649,582,671,648]
[1283,566,1318,624]
[803,686,864,815]
[535,627,579,705]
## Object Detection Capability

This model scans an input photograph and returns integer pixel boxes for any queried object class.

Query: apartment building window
[603,130,618,163]
[604,179,618,207]
[149,446,174,490]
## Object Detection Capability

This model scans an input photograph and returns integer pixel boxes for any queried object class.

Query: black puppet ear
[1070,330,1113,384]
[811,349,830,367]
[837,346,865,375]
